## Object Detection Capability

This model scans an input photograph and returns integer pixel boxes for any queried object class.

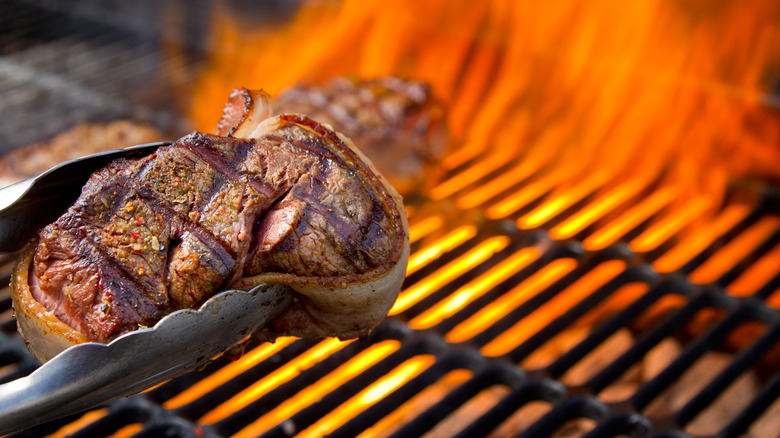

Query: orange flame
[182,0,780,210]
[158,0,780,433]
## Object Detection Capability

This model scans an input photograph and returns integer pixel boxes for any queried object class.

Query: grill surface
[2,1,780,437]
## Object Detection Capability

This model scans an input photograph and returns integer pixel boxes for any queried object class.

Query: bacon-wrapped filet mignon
[11,90,409,363]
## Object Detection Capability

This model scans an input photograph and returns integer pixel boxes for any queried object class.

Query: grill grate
[0,0,196,154]
[2,187,779,437]
[2,1,780,437]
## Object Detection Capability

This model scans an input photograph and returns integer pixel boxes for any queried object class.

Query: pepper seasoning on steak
[12,90,409,363]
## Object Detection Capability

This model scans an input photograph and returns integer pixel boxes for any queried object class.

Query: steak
[272,77,449,196]
[28,111,408,345]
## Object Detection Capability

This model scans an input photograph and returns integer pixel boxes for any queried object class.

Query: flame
[390,235,510,314]
[182,0,780,212]
[409,246,540,329]
[294,355,435,437]
[233,340,401,438]
[46,409,108,438]
[163,337,297,409]
[48,415,141,438]
[730,241,780,299]
[690,215,780,285]
[356,369,474,437]
[629,194,714,253]
[652,203,752,273]
[582,187,678,250]
[407,214,445,244]
[523,282,650,370]
[548,175,652,240]
[481,260,626,357]
[199,337,351,424]
[447,258,579,343]
[405,225,478,276]
[165,0,780,432]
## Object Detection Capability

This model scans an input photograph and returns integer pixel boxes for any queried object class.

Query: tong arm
[0,283,293,434]
[0,141,169,252]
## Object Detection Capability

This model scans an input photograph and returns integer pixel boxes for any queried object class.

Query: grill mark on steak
[282,114,406,236]
[130,173,239,267]
[179,133,278,200]
[33,151,242,340]
[247,153,394,277]
[268,115,406,264]
[78,237,168,338]
[295,177,367,273]
[131,141,264,266]
[56,177,168,293]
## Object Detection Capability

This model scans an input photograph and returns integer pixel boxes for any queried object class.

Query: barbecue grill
[2,0,780,437]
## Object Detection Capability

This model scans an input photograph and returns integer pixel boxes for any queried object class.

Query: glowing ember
[390,236,510,314]
[447,258,579,344]
[481,260,626,357]
[163,338,297,410]
[293,355,435,438]
[233,340,401,438]
[690,216,780,284]
[410,247,540,329]
[730,241,780,299]
[199,338,351,425]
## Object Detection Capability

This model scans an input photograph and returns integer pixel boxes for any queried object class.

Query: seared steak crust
[31,115,406,343]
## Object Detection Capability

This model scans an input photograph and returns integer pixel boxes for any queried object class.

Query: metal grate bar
[506,266,648,363]
[630,294,758,411]
[452,379,566,438]
[676,314,780,426]
[334,349,493,438]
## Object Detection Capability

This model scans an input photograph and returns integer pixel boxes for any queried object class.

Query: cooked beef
[30,113,407,343]
[272,77,448,196]
[0,121,163,187]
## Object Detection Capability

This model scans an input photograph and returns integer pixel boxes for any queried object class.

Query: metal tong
[0,141,169,252]
[0,143,295,434]
[0,284,293,434]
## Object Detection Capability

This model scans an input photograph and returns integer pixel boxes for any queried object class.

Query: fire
[199,338,351,425]
[447,257,579,344]
[481,259,626,357]
[233,340,402,438]
[389,235,510,314]
[183,0,780,207]
[409,246,541,329]
[294,355,434,437]
[154,0,780,434]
